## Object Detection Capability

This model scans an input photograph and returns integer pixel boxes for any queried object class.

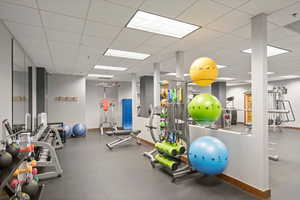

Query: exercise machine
[105,129,141,150]
[99,85,118,135]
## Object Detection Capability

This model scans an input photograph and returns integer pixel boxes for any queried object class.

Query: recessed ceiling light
[94,65,127,71]
[217,77,236,81]
[127,11,200,38]
[248,71,275,75]
[242,45,290,57]
[217,65,227,69]
[88,74,114,78]
[104,49,150,60]
[165,73,189,76]
[279,75,300,79]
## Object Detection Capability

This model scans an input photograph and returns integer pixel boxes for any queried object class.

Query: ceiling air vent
[284,20,300,34]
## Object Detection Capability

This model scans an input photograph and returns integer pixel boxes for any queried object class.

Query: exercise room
[0,0,299,199]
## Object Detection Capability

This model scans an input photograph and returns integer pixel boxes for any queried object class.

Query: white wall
[47,74,86,126]
[0,21,12,138]
[227,79,300,127]
[13,71,26,124]
[85,80,119,129]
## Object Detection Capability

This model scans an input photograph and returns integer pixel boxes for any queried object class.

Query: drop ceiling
[0,0,300,83]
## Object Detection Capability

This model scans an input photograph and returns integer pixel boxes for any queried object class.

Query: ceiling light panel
[94,65,127,71]
[279,75,300,79]
[88,74,114,78]
[217,77,236,81]
[104,49,150,60]
[242,45,290,57]
[217,65,227,69]
[127,11,200,38]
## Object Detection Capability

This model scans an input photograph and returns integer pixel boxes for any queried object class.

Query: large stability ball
[61,124,72,137]
[189,57,218,86]
[188,93,222,125]
[189,136,228,175]
[72,123,87,137]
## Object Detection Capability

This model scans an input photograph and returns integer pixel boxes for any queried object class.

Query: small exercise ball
[188,93,222,125]
[72,123,87,137]
[61,124,72,137]
[189,57,218,86]
[0,150,13,168]
[189,136,228,175]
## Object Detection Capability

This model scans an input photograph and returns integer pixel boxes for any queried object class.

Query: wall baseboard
[138,137,271,199]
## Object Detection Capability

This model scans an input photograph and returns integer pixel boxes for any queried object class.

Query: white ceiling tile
[268,2,300,26]
[232,22,279,39]
[0,0,37,8]
[0,2,41,26]
[142,35,179,48]
[88,0,135,27]
[96,55,122,66]
[28,49,52,67]
[177,0,232,26]
[268,27,299,42]
[41,11,85,33]
[211,0,250,8]
[49,41,78,67]
[5,21,45,41]
[81,35,112,52]
[38,0,90,18]
[238,0,299,15]
[46,29,81,44]
[135,44,164,55]
[207,10,251,33]
[84,20,122,39]
[110,28,153,50]
[170,28,224,52]
[106,0,144,9]
[141,0,198,18]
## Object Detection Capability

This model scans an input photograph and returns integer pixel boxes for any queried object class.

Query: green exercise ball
[188,93,222,125]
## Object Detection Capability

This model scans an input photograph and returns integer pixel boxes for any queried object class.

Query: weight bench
[106,130,142,150]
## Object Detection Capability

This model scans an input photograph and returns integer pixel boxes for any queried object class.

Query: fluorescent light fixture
[217,77,236,81]
[217,65,227,69]
[94,65,127,71]
[242,45,290,57]
[165,73,189,76]
[248,71,275,75]
[279,75,300,79]
[127,11,200,38]
[88,74,114,78]
[104,49,150,60]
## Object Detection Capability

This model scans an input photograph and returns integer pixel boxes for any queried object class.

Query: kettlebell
[6,143,20,157]
[0,150,13,168]
[22,180,39,199]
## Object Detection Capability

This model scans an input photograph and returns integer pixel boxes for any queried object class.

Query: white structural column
[131,73,137,129]
[251,14,269,190]
[153,63,160,108]
[175,51,184,80]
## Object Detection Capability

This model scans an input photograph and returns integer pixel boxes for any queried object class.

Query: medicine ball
[0,150,13,168]
[6,143,20,157]
[22,180,39,199]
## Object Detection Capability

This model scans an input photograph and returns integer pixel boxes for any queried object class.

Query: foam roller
[155,142,177,156]
[154,154,178,171]
[173,144,186,155]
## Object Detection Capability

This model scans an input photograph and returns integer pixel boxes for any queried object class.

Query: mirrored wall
[12,39,29,129]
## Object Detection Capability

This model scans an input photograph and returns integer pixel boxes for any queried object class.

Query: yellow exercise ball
[161,80,169,89]
[189,57,218,86]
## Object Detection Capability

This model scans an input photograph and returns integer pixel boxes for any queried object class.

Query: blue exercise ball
[72,123,87,137]
[61,124,72,137]
[189,136,228,175]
